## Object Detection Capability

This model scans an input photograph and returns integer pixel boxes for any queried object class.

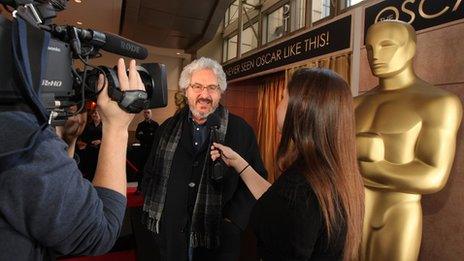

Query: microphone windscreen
[102,33,148,60]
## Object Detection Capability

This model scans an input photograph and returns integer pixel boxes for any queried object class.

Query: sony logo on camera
[47,46,61,53]
[41,79,63,87]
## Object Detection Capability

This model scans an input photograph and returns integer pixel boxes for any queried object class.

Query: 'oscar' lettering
[375,0,463,23]
[401,0,416,24]
[419,0,449,19]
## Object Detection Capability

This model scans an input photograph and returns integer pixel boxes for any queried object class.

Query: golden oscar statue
[355,20,462,261]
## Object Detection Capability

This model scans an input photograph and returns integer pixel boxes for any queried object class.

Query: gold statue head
[365,20,417,78]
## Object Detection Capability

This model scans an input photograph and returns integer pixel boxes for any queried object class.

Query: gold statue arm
[360,158,445,193]
[360,96,462,194]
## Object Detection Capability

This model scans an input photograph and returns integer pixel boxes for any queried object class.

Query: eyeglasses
[189,83,220,93]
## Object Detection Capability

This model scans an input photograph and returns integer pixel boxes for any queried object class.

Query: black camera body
[40,38,73,107]
[1,0,168,124]
[40,37,168,112]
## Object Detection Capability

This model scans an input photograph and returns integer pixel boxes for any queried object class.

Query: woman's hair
[277,68,364,260]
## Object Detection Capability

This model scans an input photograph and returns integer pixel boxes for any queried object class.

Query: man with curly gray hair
[178,57,227,120]
[142,57,267,261]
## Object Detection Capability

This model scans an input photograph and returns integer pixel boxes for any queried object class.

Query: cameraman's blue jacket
[0,111,127,260]
[0,13,125,260]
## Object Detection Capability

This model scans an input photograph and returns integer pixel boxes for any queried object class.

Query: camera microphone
[51,25,148,60]
[0,0,27,8]
[101,32,148,60]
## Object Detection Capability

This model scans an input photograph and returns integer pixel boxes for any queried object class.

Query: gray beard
[189,105,217,120]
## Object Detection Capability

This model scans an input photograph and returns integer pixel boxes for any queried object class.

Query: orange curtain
[257,73,286,183]
[286,53,351,84]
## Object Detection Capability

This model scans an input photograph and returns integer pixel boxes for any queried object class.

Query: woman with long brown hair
[211,68,364,260]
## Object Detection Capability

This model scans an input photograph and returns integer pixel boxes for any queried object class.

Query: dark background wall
[222,78,261,133]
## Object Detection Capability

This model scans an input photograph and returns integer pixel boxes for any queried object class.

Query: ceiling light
[76,21,83,25]
[176,52,181,55]
[74,0,82,3]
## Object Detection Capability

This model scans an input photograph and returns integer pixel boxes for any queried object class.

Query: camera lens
[79,63,167,110]
[135,66,155,100]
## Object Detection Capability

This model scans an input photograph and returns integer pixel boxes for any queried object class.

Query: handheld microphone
[50,25,149,60]
[207,113,220,146]
[207,113,220,130]
[207,114,225,182]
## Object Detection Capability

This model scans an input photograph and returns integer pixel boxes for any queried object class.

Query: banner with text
[365,0,464,37]
[224,15,351,81]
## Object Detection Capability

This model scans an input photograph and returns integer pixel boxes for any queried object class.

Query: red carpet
[127,186,144,208]
[61,250,136,261]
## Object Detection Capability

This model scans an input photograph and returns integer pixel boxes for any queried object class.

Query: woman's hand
[211,142,248,173]
[212,143,271,199]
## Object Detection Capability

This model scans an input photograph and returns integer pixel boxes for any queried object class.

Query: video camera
[0,0,168,124]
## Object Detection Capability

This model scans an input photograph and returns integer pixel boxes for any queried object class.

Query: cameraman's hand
[96,58,144,129]
[62,105,87,144]
[77,140,87,150]
[91,140,102,146]
[55,105,87,157]
[93,59,143,195]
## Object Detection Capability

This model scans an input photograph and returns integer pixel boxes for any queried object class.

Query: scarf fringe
[189,232,221,249]
[141,215,157,233]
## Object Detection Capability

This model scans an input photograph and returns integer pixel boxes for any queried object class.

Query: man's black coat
[142,111,267,260]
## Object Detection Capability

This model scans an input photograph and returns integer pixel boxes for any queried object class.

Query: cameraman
[0,58,144,260]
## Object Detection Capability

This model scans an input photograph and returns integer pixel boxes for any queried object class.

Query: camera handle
[99,66,148,113]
